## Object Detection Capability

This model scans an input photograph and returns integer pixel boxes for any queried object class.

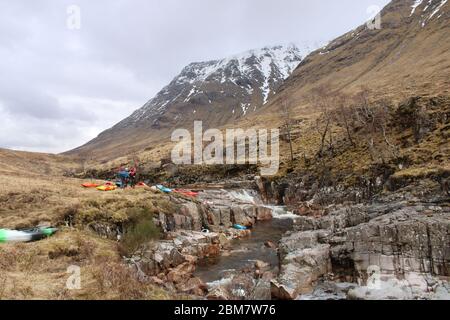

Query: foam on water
[265,205,300,220]
[227,189,262,204]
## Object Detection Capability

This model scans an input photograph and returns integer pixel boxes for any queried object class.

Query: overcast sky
[0,0,391,153]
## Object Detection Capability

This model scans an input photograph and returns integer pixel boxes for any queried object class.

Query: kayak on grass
[97,185,117,191]
[136,182,149,187]
[156,185,172,193]
[82,183,100,188]
[0,227,58,243]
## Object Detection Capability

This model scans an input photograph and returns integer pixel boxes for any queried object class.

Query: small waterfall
[198,189,263,205]
[199,188,298,221]
[265,205,300,220]
[226,190,298,220]
[226,189,262,205]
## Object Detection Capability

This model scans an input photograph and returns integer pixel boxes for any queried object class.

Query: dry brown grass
[0,152,176,300]
[0,229,171,300]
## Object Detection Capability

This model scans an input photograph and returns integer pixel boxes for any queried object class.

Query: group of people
[117,166,137,189]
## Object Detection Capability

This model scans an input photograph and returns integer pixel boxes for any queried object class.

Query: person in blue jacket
[118,167,130,189]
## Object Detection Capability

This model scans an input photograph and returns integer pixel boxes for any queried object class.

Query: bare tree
[333,93,356,147]
[282,98,295,164]
[352,87,398,162]
[352,87,379,161]
[310,85,334,158]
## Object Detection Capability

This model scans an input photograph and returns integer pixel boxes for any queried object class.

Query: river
[193,189,297,284]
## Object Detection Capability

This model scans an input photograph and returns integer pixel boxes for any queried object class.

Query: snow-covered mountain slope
[68,44,319,158]
[125,44,314,127]
[255,0,450,120]
[410,0,448,26]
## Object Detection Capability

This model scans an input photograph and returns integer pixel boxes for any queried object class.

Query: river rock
[220,207,233,227]
[264,240,277,249]
[250,279,272,300]
[272,244,331,299]
[180,202,203,231]
[177,277,208,296]
[256,206,273,221]
[218,233,231,247]
[207,286,230,300]
[297,282,357,300]
[229,274,255,300]
[255,260,270,272]
[167,262,196,284]
[131,230,222,283]
[231,206,255,227]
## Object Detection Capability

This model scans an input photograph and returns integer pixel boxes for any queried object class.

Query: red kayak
[136,182,148,187]
[173,189,199,197]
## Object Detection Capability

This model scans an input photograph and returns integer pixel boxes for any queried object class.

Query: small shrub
[56,204,80,226]
[119,207,161,256]
[86,199,101,209]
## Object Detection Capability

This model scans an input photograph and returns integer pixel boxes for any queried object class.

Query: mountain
[69,0,450,164]
[253,0,450,120]
[238,0,449,186]
[67,44,318,159]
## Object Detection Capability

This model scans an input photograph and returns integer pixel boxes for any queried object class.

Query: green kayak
[0,227,58,243]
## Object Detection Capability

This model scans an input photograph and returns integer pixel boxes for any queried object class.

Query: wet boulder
[256,206,273,221]
[272,244,331,299]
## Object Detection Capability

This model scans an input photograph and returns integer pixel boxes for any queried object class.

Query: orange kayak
[82,183,100,188]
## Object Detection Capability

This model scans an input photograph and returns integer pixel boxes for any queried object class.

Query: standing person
[118,167,130,189]
[129,167,137,188]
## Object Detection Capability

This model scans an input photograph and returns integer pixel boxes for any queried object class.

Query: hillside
[253,0,450,121]
[0,148,82,177]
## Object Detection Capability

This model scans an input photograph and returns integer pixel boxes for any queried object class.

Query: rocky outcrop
[273,180,450,300]
[155,189,275,234]
[198,189,273,231]
[271,231,332,299]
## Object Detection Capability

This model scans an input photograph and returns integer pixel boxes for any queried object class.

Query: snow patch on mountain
[416,0,448,27]
[410,0,448,27]
[176,44,307,87]
[429,0,448,19]
[411,0,424,15]
[121,44,320,127]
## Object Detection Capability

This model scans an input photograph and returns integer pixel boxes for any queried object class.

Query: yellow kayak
[97,185,117,191]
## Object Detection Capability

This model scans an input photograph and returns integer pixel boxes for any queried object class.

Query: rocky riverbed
[123,176,449,300]
[125,188,292,298]
[261,178,450,300]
